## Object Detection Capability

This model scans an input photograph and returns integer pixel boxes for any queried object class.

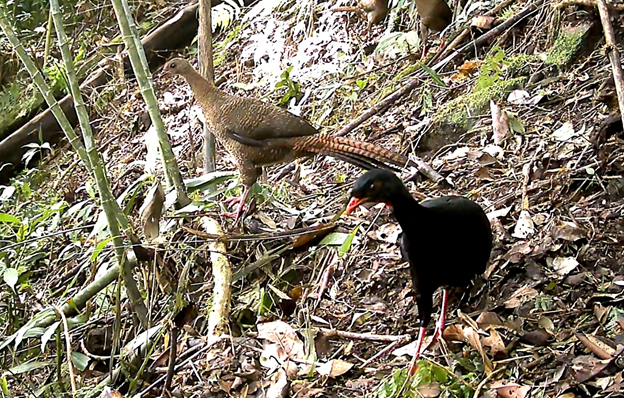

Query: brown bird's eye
[170,63,176,68]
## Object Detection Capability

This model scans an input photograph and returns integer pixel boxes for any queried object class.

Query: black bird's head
[345,169,407,214]
[162,58,193,77]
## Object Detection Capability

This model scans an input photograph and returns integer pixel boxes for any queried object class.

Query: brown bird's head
[345,169,409,214]
[162,58,193,77]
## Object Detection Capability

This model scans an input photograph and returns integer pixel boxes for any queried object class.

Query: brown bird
[162,58,409,223]
[416,0,452,58]
[331,0,389,30]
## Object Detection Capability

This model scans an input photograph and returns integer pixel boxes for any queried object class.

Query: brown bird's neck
[180,68,221,104]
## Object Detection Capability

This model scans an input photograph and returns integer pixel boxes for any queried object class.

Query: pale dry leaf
[487,207,512,221]
[316,359,353,378]
[266,368,289,398]
[417,382,441,397]
[489,381,531,398]
[512,210,535,239]
[139,180,164,241]
[551,121,576,141]
[547,256,579,276]
[507,90,530,104]
[367,222,401,244]
[257,321,305,360]
[491,100,510,145]
[260,344,287,371]
[471,15,495,29]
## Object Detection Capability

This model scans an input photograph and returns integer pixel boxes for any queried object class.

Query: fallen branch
[202,217,232,344]
[557,0,624,10]
[596,0,624,117]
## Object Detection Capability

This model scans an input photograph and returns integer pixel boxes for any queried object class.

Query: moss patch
[545,24,590,67]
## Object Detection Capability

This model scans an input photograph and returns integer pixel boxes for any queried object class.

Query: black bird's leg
[408,289,433,375]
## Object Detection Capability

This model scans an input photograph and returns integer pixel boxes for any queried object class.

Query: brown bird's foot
[221,187,251,224]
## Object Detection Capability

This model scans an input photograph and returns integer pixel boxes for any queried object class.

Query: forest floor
[2,0,624,397]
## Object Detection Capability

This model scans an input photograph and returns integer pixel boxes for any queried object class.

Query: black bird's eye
[368,182,375,191]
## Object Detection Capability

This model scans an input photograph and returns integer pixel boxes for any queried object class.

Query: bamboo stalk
[110,0,190,208]
[49,0,148,326]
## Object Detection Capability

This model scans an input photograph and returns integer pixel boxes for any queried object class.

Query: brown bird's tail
[297,134,409,171]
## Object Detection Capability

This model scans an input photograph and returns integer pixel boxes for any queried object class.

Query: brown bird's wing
[224,97,320,147]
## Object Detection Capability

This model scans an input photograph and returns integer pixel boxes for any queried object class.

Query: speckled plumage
[162,58,409,221]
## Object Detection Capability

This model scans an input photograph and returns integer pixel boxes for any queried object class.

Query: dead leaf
[520,329,553,346]
[452,60,483,81]
[139,180,164,241]
[504,285,538,308]
[463,327,493,375]
[547,257,579,276]
[266,368,290,398]
[575,332,616,359]
[477,312,504,328]
[551,221,587,241]
[551,122,576,141]
[471,15,496,29]
[512,210,535,239]
[257,321,305,360]
[417,382,441,397]
[367,222,401,244]
[489,381,531,398]
[100,387,124,398]
[491,100,510,145]
[316,359,353,378]
[483,329,506,355]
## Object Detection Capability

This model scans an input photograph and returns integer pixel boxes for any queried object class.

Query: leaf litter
[4,0,624,397]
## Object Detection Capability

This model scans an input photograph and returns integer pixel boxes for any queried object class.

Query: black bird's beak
[346,197,367,215]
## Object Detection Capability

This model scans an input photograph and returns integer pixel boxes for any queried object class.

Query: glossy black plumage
[346,169,492,374]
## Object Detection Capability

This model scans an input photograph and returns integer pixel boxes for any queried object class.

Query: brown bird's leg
[222,166,259,224]
[420,24,429,60]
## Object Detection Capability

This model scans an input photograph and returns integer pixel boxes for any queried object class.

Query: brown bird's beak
[345,197,368,215]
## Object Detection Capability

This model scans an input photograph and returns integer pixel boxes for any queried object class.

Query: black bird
[345,169,492,374]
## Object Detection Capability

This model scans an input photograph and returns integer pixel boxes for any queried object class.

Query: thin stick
[596,0,624,117]
[359,340,402,368]
[318,328,411,342]
[53,306,77,394]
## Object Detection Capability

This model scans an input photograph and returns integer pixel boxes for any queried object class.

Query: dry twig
[596,0,624,117]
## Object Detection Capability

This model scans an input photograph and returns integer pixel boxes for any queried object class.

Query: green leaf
[3,268,18,292]
[432,365,448,383]
[421,64,446,87]
[90,237,114,262]
[2,361,50,377]
[0,213,20,224]
[71,352,90,371]
[319,232,349,246]
[40,322,60,353]
[339,225,360,258]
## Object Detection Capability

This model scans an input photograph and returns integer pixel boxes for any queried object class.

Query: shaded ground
[2,0,624,397]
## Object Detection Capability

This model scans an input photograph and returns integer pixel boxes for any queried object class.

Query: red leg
[432,289,448,341]
[223,196,242,206]
[408,326,426,375]
[221,187,250,224]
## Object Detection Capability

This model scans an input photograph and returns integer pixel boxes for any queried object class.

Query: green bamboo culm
[109,0,191,208]
[48,0,148,327]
